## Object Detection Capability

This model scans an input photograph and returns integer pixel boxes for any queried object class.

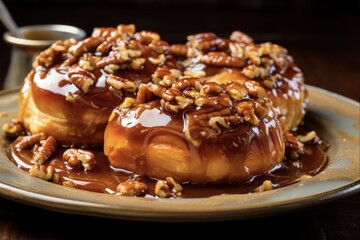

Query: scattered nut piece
[169,44,188,56]
[29,165,59,182]
[130,58,145,70]
[120,97,137,108]
[300,175,312,181]
[242,65,269,79]
[230,30,254,44]
[63,148,96,171]
[297,131,318,143]
[68,67,95,93]
[63,180,76,188]
[2,119,26,139]
[136,84,153,103]
[254,180,273,192]
[116,181,147,196]
[200,52,245,67]
[155,177,183,198]
[106,75,136,92]
[184,70,206,77]
[148,54,165,65]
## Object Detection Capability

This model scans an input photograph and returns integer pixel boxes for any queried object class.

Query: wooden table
[0,1,359,238]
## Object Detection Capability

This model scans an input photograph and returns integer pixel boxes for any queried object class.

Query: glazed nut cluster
[118,65,275,147]
[170,31,292,90]
[33,24,169,96]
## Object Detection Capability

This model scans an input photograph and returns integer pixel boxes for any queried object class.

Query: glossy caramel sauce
[6,118,329,198]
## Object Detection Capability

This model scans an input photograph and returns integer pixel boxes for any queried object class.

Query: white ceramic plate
[0,86,359,221]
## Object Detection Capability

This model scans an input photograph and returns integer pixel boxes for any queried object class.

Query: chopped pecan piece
[116,181,147,196]
[67,67,95,93]
[2,119,26,139]
[254,180,273,192]
[200,52,245,67]
[29,165,59,183]
[169,44,188,56]
[155,177,182,198]
[63,148,96,171]
[230,30,253,44]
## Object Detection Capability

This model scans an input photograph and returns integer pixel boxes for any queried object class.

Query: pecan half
[169,44,188,56]
[29,165,59,183]
[106,75,136,93]
[134,31,160,44]
[69,37,104,57]
[200,52,245,67]
[33,136,57,164]
[230,30,254,44]
[92,27,117,38]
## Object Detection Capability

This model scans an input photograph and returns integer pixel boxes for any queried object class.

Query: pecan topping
[92,27,117,38]
[117,71,275,147]
[67,67,95,93]
[200,52,245,67]
[136,84,153,103]
[149,40,169,54]
[69,37,103,57]
[181,30,297,94]
[106,75,136,93]
[187,32,227,51]
[117,24,136,35]
[33,39,76,68]
[230,30,253,44]
[169,44,188,56]
[31,24,177,104]
[134,31,160,44]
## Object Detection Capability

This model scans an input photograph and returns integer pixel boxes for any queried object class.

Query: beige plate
[0,86,359,222]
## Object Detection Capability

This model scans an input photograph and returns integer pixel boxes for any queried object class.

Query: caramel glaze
[7,115,329,198]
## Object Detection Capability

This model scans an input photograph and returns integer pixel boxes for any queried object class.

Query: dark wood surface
[0,1,359,239]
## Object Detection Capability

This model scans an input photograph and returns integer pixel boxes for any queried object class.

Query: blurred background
[0,0,359,100]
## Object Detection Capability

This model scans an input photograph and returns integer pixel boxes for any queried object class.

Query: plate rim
[0,85,359,221]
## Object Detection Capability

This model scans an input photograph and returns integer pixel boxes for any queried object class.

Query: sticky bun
[104,71,285,183]
[17,24,178,147]
[169,31,306,130]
